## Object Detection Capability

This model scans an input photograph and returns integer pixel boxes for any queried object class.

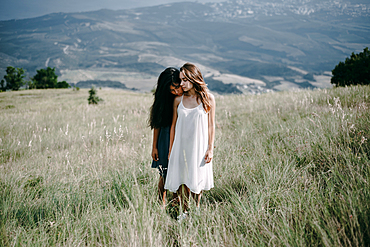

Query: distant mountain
[0,0,369,93]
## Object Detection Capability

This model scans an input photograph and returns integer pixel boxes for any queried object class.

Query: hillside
[0,86,369,246]
[0,0,369,93]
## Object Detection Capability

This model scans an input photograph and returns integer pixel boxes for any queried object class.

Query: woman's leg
[170,192,179,207]
[193,191,202,208]
[158,176,166,207]
[191,191,202,208]
[177,184,190,212]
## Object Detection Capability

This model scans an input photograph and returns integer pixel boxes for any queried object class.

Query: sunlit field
[1,86,369,246]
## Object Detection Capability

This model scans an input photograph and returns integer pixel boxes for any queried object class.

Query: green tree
[32,67,61,89]
[88,86,103,104]
[0,79,5,92]
[56,81,70,88]
[2,66,26,91]
[331,47,370,87]
[26,80,36,89]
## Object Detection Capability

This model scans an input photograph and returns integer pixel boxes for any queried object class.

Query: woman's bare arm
[151,128,160,161]
[205,93,216,163]
[168,96,181,159]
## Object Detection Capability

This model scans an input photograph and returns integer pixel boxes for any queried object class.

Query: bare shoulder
[174,95,182,106]
[208,92,216,105]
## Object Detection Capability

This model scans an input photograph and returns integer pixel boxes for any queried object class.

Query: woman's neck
[184,88,196,97]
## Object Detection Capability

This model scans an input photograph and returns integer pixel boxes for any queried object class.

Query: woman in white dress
[165,63,216,213]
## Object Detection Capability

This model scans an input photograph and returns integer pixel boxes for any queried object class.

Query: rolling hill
[0,0,369,93]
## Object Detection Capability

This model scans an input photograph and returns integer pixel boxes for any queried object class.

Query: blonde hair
[180,63,211,113]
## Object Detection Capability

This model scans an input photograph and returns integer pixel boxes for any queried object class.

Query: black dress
[151,126,170,180]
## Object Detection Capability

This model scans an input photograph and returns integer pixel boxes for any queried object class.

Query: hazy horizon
[2,0,368,21]
[0,0,227,21]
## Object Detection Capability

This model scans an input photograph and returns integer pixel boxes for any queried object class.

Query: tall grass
[0,86,369,246]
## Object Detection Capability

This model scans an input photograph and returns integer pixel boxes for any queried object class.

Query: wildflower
[360,136,367,145]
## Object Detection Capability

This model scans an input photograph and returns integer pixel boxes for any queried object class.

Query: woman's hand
[152,148,159,161]
[206,93,215,164]
[205,149,213,163]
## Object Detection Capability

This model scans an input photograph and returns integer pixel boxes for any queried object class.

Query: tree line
[1,47,368,92]
[0,66,70,91]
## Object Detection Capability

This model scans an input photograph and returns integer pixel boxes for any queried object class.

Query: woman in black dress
[149,67,183,207]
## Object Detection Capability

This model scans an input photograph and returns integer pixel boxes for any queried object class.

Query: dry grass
[1,86,369,246]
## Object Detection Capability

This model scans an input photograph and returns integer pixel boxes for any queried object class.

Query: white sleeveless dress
[164,98,214,194]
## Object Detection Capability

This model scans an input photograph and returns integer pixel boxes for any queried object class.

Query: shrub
[56,81,70,89]
[88,86,103,104]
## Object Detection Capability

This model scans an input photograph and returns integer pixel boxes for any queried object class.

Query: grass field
[0,86,369,246]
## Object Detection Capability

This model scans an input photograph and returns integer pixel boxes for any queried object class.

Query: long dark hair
[149,67,181,129]
[180,63,211,113]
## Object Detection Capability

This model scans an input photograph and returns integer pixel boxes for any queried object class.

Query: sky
[0,0,225,21]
